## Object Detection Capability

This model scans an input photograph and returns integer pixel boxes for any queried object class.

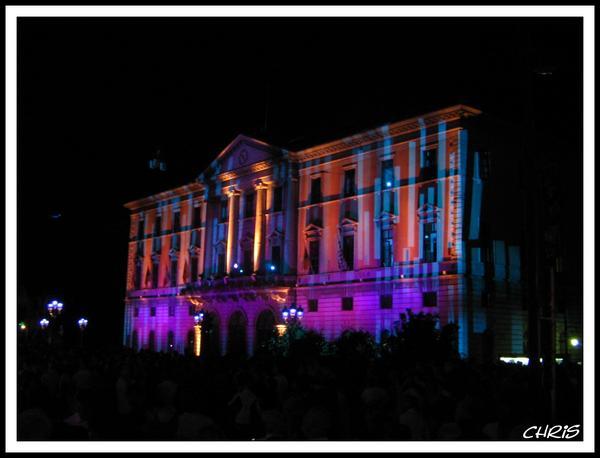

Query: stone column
[253,180,268,273]
[283,166,299,274]
[226,188,240,274]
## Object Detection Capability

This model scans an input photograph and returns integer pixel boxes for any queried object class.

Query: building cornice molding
[217,159,273,182]
[124,182,204,211]
[291,105,481,163]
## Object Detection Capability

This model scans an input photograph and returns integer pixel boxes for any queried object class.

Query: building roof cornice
[291,105,481,162]
[124,182,204,211]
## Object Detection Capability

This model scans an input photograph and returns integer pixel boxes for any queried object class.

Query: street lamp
[193,310,205,357]
[39,318,50,329]
[78,318,88,330]
[569,338,580,348]
[281,302,304,325]
[47,300,64,317]
[18,321,27,331]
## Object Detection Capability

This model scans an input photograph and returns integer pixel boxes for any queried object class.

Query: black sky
[17,17,583,345]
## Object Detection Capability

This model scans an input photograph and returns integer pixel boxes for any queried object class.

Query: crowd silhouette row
[18,315,583,441]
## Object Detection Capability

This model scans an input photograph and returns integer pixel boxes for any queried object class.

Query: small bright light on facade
[442,270,447,275]
[39,318,50,329]
[270,264,276,271]
[386,181,392,188]
[297,307,304,319]
[18,321,27,331]
[233,263,239,269]
[570,338,580,347]
[282,307,289,320]
[239,269,244,273]
[400,274,405,279]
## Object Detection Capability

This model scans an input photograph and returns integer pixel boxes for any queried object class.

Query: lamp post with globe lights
[193,310,205,357]
[280,287,304,335]
[46,300,65,341]
[77,318,88,346]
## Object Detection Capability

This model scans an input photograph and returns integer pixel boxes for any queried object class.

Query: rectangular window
[168,304,175,317]
[245,192,255,218]
[308,299,318,312]
[137,217,145,239]
[380,294,393,309]
[382,228,394,267]
[134,307,139,317]
[152,261,159,288]
[150,306,156,317]
[217,252,226,275]
[170,259,178,286]
[190,256,199,282]
[341,297,353,311]
[220,198,228,222]
[273,186,283,212]
[309,240,320,274]
[343,200,358,220]
[173,210,181,232]
[423,222,437,262]
[310,177,322,204]
[382,159,394,188]
[382,190,396,214]
[421,148,438,180]
[271,245,281,272]
[423,291,438,308]
[153,237,162,253]
[193,205,202,228]
[343,168,356,197]
[172,234,180,251]
[191,230,201,248]
[343,234,354,270]
[154,215,162,236]
[243,249,253,274]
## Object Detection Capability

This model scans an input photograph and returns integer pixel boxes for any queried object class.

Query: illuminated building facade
[123,105,535,359]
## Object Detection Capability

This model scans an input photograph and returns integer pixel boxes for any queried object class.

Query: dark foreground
[17,335,582,441]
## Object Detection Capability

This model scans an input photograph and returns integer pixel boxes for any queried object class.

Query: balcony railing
[296,260,459,286]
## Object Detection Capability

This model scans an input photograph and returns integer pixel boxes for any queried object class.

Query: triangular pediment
[417,203,440,220]
[211,135,283,176]
[304,223,323,232]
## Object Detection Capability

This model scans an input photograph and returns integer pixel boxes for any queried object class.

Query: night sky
[17,17,582,346]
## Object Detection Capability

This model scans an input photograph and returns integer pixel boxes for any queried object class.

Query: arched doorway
[255,309,276,352]
[201,311,220,358]
[132,330,139,352]
[227,311,247,357]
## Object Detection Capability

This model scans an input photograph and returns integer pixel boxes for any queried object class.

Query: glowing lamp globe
[39,318,50,329]
[570,338,580,348]
[194,311,205,324]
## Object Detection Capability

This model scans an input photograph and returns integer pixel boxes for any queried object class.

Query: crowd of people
[17,331,583,441]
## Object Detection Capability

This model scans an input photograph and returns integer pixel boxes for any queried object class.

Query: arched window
[167,331,175,352]
[148,330,156,352]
